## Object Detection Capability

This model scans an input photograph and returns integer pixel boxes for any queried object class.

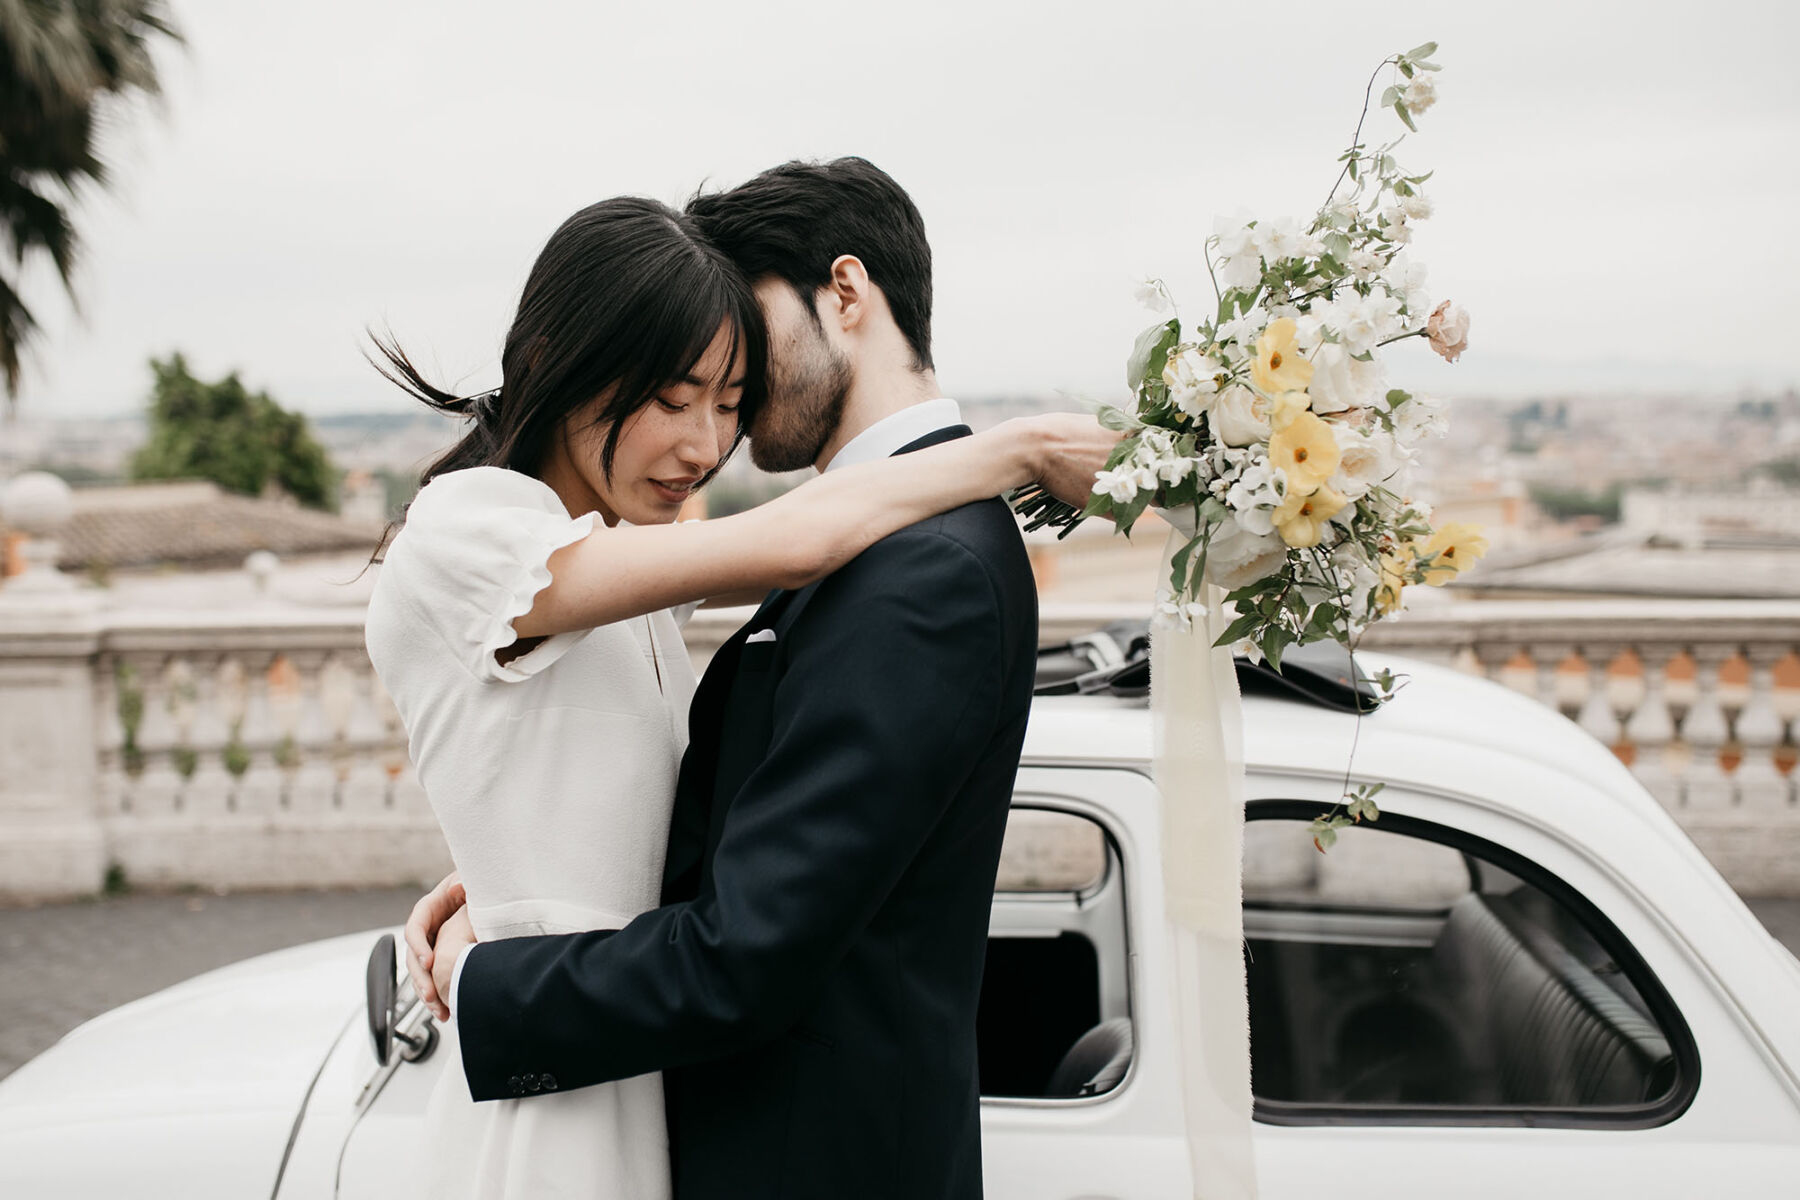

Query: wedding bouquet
[1015,42,1488,846]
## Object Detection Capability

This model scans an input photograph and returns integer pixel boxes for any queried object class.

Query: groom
[408,158,1046,1199]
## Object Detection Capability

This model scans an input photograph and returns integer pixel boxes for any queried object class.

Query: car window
[1243,802,1696,1126]
[981,805,1131,1101]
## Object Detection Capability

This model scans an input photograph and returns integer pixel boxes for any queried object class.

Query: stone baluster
[286,651,338,814]
[1734,645,1794,810]
[1575,643,1623,750]
[1680,644,1736,810]
[131,655,185,817]
[185,653,237,816]
[1527,642,1577,718]
[235,651,284,817]
[1624,645,1681,809]
[1471,643,1519,689]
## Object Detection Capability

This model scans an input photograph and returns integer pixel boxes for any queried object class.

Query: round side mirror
[365,931,441,1068]
[366,933,398,1066]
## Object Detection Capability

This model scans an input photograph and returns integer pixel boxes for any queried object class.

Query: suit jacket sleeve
[454,526,1009,1099]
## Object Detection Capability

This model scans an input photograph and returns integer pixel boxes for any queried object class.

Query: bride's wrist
[999,417,1049,486]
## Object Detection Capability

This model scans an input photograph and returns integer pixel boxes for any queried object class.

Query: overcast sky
[13,0,1800,419]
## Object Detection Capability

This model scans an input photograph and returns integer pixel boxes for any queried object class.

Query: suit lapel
[663,423,976,899]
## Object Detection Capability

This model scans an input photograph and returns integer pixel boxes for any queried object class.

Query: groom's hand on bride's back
[404,870,465,1021]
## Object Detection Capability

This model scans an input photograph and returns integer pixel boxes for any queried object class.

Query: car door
[1242,780,1800,1200]
[979,766,1192,1199]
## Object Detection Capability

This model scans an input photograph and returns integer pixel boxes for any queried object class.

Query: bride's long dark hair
[369,195,766,512]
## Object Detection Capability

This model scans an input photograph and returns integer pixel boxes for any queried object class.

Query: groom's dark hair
[687,157,934,372]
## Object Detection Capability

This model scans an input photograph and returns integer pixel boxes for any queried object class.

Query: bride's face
[558,321,746,526]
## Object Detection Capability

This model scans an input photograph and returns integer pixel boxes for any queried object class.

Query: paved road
[3,890,1798,1083]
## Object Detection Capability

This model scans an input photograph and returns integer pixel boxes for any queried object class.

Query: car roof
[1021,652,1665,827]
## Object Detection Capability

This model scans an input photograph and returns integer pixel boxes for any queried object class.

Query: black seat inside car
[1432,892,1675,1106]
[1044,1017,1134,1098]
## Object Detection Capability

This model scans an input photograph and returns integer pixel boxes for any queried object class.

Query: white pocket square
[745,629,778,644]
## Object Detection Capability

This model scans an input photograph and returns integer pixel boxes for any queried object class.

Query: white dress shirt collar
[821,398,964,473]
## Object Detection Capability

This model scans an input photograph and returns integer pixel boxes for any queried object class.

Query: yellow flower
[1267,389,1310,431]
[1252,317,1314,395]
[1375,548,1411,615]
[1417,522,1490,585]
[1267,411,1340,494]
[1273,484,1347,548]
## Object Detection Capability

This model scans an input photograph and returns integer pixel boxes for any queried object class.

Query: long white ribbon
[1152,528,1258,1199]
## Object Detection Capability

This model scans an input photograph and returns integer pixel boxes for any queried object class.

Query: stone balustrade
[1,597,1795,900]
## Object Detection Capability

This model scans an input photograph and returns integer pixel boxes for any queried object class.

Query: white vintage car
[3,643,1798,1199]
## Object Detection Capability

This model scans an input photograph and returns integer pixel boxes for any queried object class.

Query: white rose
[1204,518,1288,591]
[1403,74,1437,115]
[1308,342,1387,415]
[1329,424,1401,501]
[1400,192,1433,221]
[1210,384,1269,448]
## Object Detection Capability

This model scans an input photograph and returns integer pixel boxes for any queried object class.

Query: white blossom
[1346,247,1384,282]
[1153,589,1210,633]
[1213,215,1263,291]
[1163,347,1220,419]
[1392,393,1448,444]
[1214,305,1268,351]
[1381,253,1431,317]
[1331,291,1405,355]
[1134,278,1171,313]
[1253,216,1323,265]
[1224,461,1285,536]
[1402,74,1438,115]
[1093,467,1142,505]
[1400,192,1433,221]
[1378,204,1413,245]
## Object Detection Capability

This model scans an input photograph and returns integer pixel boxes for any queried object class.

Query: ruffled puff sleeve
[385,466,598,684]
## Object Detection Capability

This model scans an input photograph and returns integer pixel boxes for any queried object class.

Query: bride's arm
[512,413,1111,640]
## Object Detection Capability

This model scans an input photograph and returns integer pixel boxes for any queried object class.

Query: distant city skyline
[8,0,1799,419]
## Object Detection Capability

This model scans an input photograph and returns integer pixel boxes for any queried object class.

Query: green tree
[0,1,181,408]
[131,353,338,510]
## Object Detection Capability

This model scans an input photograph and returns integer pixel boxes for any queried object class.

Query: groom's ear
[823,254,873,333]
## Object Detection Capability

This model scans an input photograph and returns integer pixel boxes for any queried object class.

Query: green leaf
[1125,318,1181,391]
[1405,41,1438,60]
[1394,102,1417,132]
[1213,611,1262,648]
[1096,404,1144,433]
[1080,492,1113,518]
[1380,84,1401,106]
[1386,388,1413,407]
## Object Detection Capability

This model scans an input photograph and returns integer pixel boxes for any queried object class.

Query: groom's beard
[750,332,852,473]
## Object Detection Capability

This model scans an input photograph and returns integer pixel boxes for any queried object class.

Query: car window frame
[1244,798,1702,1131]
[981,792,1140,1110]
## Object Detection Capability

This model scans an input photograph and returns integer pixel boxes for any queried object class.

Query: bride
[363,194,1110,1198]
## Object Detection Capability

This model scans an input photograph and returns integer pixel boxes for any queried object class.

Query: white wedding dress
[365,466,698,1200]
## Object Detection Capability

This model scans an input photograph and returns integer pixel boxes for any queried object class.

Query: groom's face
[747,278,852,473]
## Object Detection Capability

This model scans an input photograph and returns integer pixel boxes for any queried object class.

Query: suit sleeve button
[524,1074,542,1093]
[540,1074,557,1091]
[507,1075,523,1095]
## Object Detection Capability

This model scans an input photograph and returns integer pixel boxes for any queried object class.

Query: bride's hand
[404,870,464,1021]
[1020,413,1123,512]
